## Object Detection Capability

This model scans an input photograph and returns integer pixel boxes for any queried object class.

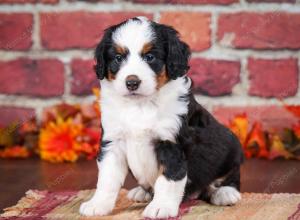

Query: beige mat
[1,189,300,220]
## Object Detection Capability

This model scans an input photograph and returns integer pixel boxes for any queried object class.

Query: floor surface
[0,158,299,212]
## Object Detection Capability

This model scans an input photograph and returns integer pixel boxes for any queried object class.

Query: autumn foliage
[0,88,101,162]
[227,108,300,160]
[0,93,300,162]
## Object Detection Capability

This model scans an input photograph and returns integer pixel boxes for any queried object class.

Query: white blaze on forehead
[112,18,154,53]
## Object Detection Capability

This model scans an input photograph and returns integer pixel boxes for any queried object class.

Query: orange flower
[39,117,82,163]
[76,127,101,160]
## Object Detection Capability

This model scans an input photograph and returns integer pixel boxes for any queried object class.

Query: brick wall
[0,0,300,126]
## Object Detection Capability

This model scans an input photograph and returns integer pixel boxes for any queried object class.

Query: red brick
[217,12,300,49]
[71,59,99,95]
[248,58,298,98]
[40,12,153,50]
[0,13,33,50]
[0,0,58,4]
[213,106,299,131]
[134,0,237,4]
[188,58,240,96]
[160,12,211,52]
[247,0,295,2]
[0,58,64,97]
[68,0,111,2]
[0,106,35,127]
[39,0,59,3]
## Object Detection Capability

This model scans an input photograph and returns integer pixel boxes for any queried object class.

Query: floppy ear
[94,27,115,80]
[161,25,191,80]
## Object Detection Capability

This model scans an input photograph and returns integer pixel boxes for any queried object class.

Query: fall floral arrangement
[0,90,299,162]
[228,111,300,160]
[0,89,101,163]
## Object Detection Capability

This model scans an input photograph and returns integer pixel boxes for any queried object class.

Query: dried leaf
[292,123,300,139]
[0,146,30,159]
[245,122,269,158]
[269,134,293,160]
[228,114,248,147]
[285,105,300,118]
[56,103,81,120]
[19,118,38,134]
[0,122,18,147]
[81,104,98,119]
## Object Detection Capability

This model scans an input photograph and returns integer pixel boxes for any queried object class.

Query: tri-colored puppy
[80,16,244,219]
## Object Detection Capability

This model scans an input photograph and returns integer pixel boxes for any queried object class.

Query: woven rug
[1,189,300,220]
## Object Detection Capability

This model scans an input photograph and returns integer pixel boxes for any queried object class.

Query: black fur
[94,28,112,80]
[95,18,190,80]
[97,126,112,162]
[152,94,244,202]
[95,17,244,205]
[155,140,187,181]
[94,21,128,79]
[97,140,112,162]
[178,95,243,200]
[151,23,191,80]
[141,41,166,75]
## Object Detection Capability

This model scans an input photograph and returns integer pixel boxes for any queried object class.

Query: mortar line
[0,2,300,13]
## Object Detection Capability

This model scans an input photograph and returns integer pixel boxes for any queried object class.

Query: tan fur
[115,45,127,55]
[156,67,169,89]
[141,42,153,55]
[107,71,116,81]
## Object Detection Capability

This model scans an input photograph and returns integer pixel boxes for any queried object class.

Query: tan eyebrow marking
[141,42,153,55]
[115,45,127,55]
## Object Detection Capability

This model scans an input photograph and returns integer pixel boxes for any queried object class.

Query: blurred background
[0,0,300,214]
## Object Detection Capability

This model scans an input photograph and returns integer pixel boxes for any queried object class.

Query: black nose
[126,75,141,91]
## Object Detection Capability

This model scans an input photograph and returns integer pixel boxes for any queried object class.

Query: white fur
[80,76,191,216]
[210,186,241,206]
[79,145,128,216]
[100,77,191,187]
[127,186,152,202]
[80,18,192,217]
[111,18,158,97]
[113,17,154,55]
[143,175,187,219]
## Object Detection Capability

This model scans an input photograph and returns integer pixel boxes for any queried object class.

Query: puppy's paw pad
[211,186,241,206]
[127,186,151,202]
[142,201,178,219]
[79,199,112,216]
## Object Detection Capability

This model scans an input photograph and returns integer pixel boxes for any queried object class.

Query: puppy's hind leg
[127,186,152,202]
[210,186,241,206]
[209,167,241,206]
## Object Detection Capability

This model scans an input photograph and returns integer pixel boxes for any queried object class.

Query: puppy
[79,16,244,219]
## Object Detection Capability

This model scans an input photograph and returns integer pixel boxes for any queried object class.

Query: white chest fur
[100,77,191,187]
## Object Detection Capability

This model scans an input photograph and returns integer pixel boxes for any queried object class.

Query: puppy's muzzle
[126,75,141,91]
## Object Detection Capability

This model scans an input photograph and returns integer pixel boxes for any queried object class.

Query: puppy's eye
[115,54,123,63]
[143,53,155,63]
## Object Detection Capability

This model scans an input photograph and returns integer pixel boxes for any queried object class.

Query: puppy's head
[95,17,190,97]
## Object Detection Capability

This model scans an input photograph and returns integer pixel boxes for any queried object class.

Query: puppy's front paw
[79,198,113,216]
[142,200,178,219]
[127,186,152,202]
[210,186,241,206]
